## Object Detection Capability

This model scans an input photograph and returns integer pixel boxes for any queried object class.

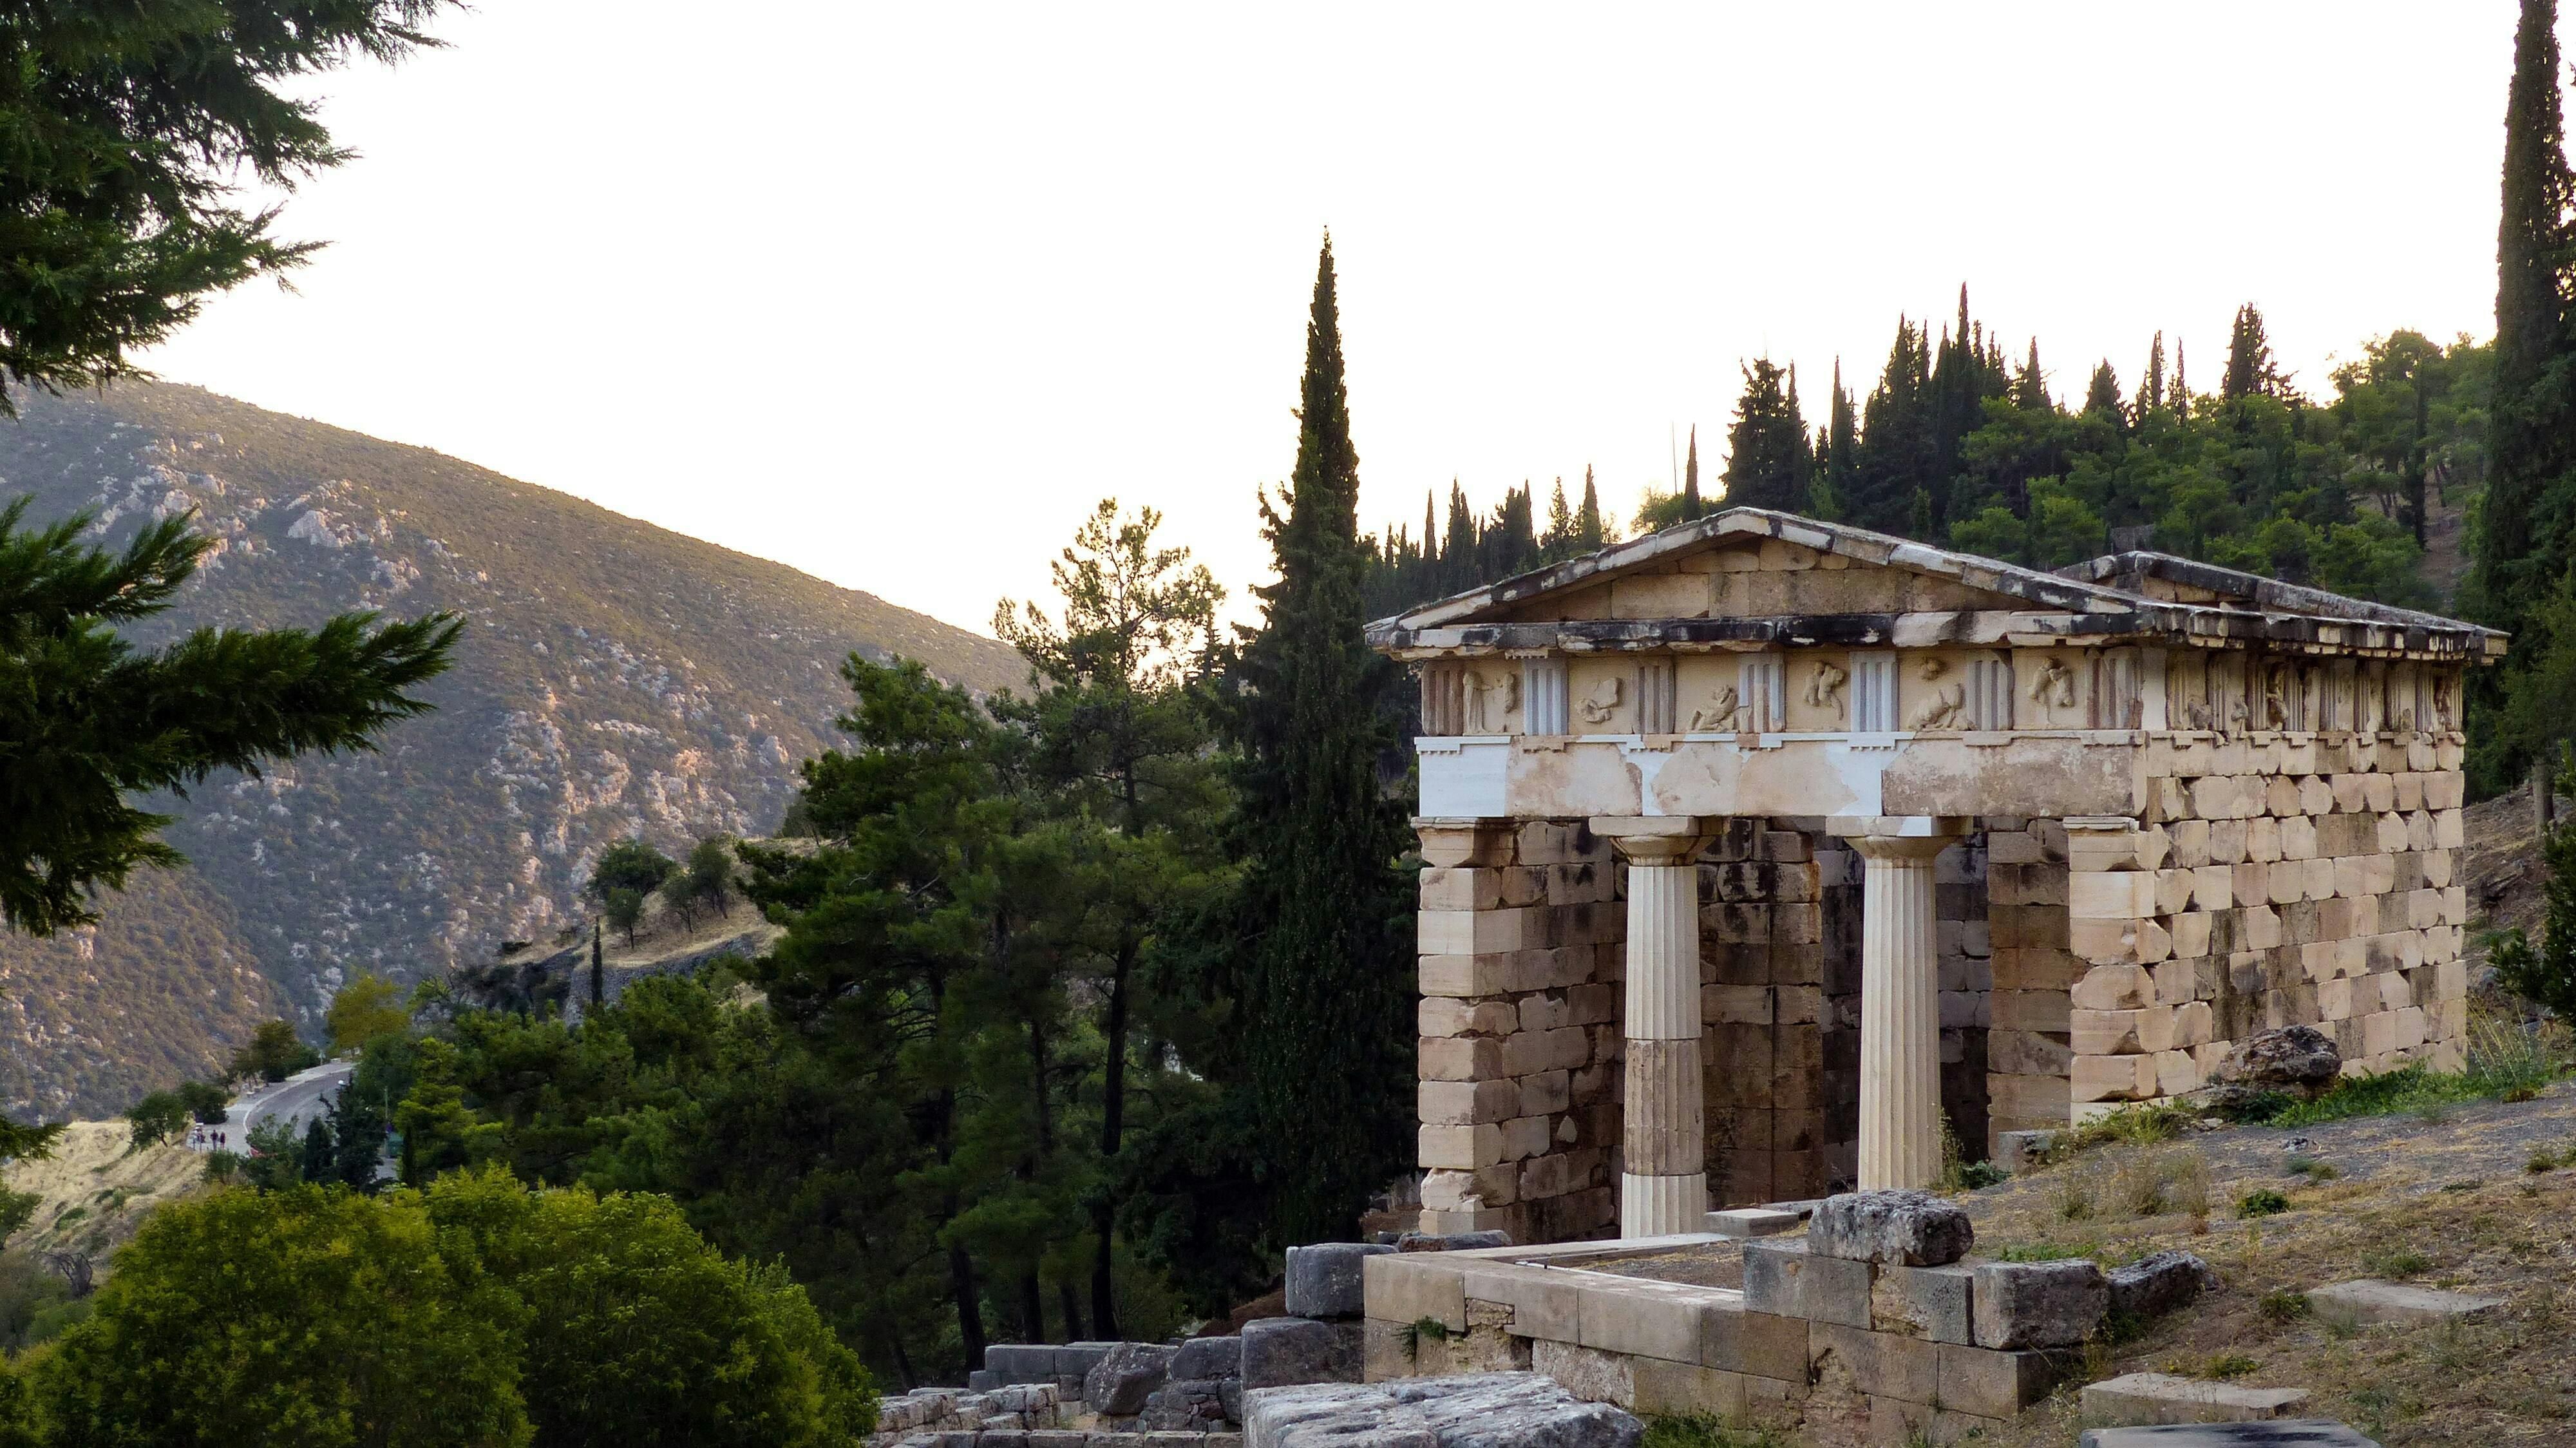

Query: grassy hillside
[0,383,1022,1118]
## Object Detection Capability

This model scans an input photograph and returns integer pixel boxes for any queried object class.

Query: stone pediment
[1364,508,2504,664]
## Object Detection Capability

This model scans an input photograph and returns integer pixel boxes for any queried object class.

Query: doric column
[1591,816,1712,1237]
[1832,817,1970,1192]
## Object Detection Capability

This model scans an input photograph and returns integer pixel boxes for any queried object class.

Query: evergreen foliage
[0,1,457,410]
[1718,360,1812,512]
[1363,307,2485,632]
[2468,0,2576,789]
[0,498,460,936]
[1222,238,1413,1245]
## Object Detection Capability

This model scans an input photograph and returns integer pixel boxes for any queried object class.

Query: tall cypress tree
[1854,317,1935,533]
[1577,466,1607,550]
[1228,238,1412,1244]
[2222,303,2284,401]
[1815,359,1859,522]
[2136,332,2168,421]
[2082,361,2125,423]
[1682,426,1703,519]
[1720,358,1814,513]
[2476,0,2576,644]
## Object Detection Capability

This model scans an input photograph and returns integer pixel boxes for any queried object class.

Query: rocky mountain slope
[0,383,1023,1118]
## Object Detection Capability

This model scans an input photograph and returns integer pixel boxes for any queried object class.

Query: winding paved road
[199,1062,352,1150]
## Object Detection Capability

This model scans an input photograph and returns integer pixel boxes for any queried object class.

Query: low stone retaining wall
[1361,1190,2208,1446]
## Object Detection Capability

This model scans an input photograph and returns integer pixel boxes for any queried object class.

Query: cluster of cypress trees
[1362,470,1613,617]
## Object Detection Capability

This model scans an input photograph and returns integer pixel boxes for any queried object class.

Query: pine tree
[1719,358,1814,513]
[1227,238,1412,1244]
[1543,479,1576,558]
[2475,0,2576,645]
[1577,466,1607,550]
[1682,426,1703,520]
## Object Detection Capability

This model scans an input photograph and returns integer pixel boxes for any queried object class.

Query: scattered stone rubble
[872,1240,1504,1447]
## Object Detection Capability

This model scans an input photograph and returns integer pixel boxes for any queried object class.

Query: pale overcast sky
[133,3,2539,637]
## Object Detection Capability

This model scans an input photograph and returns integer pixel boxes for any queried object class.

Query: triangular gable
[1388,508,2137,631]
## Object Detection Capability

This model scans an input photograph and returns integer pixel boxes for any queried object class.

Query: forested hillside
[0,384,1021,1118]
[1367,300,2485,623]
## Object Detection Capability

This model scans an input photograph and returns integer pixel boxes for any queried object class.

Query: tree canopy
[0,0,457,409]
[0,501,459,935]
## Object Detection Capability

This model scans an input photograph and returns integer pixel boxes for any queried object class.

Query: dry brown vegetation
[1961,1083,2576,1445]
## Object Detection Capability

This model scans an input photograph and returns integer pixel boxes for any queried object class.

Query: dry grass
[1968,1110,2576,1445]
[1,1121,207,1263]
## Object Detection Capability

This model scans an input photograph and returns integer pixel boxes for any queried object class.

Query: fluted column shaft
[1846,829,1959,1191]
[1594,817,1711,1239]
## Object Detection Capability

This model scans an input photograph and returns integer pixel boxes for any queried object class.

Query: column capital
[1830,815,1971,863]
[1413,816,1517,868]
[1588,815,1713,864]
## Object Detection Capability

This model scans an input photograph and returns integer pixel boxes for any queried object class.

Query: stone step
[2078,1424,2379,1447]
[2304,1279,2502,1327]
[2081,1372,2311,1425]
[1705,1206,1801,1238]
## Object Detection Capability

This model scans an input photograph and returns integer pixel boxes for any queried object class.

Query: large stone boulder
[1808,1190,1975,1266]
[1243,1372,1642,1448]
[1243,1316,1363,1389]
[2213,1025,2342,1092]
[2108,1250,2217,1321]
[1081,1341,1173,1416]
[1973,1259,2108,1349]
[1285,1241,1395,1319]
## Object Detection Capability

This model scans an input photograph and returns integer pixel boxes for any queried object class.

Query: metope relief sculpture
[1906,656,1968,731]
[1805,660,1848,721]
[1463,667,1519,734]
[1578,675,1623,727]
[1687,685,1743,733]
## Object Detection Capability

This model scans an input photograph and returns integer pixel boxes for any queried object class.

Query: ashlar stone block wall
[2052,730,2468,1117]
[1417,820,1627,1243]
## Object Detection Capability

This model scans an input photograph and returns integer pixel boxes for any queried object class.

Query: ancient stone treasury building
[1367,508,2500,1243]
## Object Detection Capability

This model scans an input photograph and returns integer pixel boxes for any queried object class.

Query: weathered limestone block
[2080,1373,2311,1427]
[2306,1279,2503,1327]
[1973,1260,2108,1349]
[2078,1422,2380,1447]
[985,1344,1060,1385]
[2106,1251,2215,1321]
[1808,1190,1975,1266]
[1743,1239,1873,1328]
[1242,1317,1363,1390]
[1242,1371,1642,1448]
[2213,1025,2340,1091]
[1174,1335,1245,1382]
[1085,1342,1175,1415]
[1870,1262,1975,1343]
